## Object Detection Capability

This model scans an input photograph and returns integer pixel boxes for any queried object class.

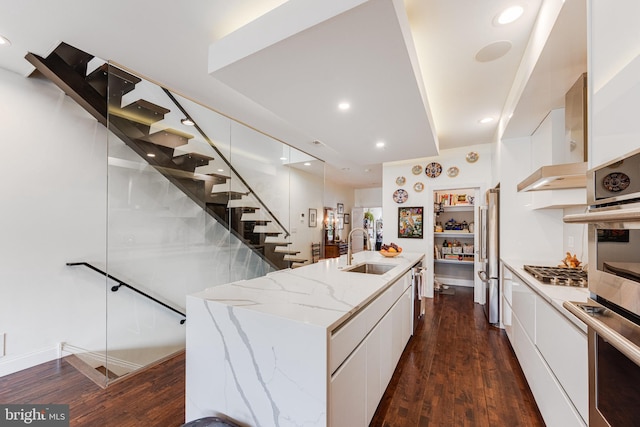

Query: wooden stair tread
[86,63,140,99]
[110,99,170,126]
[53,42,94,75]
[139,128,194,149]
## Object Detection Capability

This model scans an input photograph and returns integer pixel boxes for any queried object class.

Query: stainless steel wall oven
[564,148,640,427]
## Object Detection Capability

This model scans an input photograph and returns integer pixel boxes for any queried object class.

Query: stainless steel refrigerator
[478,187,499,325]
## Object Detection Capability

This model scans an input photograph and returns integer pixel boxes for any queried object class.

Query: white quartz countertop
[190,251,425,331]
[501,258,590,332]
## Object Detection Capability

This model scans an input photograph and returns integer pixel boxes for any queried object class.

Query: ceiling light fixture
[217,168,224,172]
[280,157,287,161]
[338,102,351,111]
[496,5,524,25]
[181,118,195,126]
[304,162,311,166]
[376,141,385,148]
[479,117,494,124]
[0,35,11,46]
[147,153,156,158]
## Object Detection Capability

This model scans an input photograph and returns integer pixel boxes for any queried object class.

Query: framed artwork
[398,206,423,239]
[344,213,350,224]
[337,203,344,214]
[308,208,317,227]
[337,215,344,230]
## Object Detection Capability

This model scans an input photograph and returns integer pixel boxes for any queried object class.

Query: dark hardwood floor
[370,286,544,426]
[0,286,543,427]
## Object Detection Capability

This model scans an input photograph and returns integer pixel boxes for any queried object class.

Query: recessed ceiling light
[304,162,311,166]
[338,102,351,111]
[496,5,524,25]
[0,35,11,47]
[479,117,494,124]
[181,118,195,126]
[147,153,156,158]
[280,157,287,161]
[376,141,385,148]
[217,169,224,172]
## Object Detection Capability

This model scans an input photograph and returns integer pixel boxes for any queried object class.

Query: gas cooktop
[523,265,588,288]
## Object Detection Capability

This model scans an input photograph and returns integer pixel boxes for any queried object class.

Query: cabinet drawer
[330,273,410,374]
[536,301,588,422]
[511,275,537,342]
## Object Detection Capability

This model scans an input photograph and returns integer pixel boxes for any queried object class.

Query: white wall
[383,143,493,302]
[500,137,565,262]
[354,187,382,207]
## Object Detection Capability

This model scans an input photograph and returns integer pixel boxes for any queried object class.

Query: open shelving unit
[433,190,477,287]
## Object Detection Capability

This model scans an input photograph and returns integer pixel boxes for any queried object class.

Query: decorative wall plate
[396,176,406,186]
[414,182,424,192]
[466,152,479,163]
[603,172,630,192]
[393,189,409,203]
[412,165,423,175]
[447,166,459,178]
[425,162,442,178]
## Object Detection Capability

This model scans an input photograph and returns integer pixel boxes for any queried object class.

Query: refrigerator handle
[477,270,489,283]
[478,205,488,262]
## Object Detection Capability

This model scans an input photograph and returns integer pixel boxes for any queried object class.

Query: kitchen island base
[186,252,423,426]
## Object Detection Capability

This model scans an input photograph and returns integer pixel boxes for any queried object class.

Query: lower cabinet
[501,264,587,427]
[330,284,413,426]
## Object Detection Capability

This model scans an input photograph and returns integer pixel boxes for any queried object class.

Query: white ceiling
[0,0,586,188]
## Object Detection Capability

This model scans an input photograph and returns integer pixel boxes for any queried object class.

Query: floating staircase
[25,42,308,270]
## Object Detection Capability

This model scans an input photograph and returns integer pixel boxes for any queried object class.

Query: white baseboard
[0,344,61,378]
[62,343,142,375]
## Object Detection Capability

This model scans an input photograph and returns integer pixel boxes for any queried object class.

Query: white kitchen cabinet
[330,272,414,426]
[536,301,588,421]
[331,341,367,426]
[500,263,587,426]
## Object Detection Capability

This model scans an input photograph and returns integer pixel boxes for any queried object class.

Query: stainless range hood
[516,161,587,192]
[518,73,587,192]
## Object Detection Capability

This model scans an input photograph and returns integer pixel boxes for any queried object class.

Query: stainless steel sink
[342,263,396,275]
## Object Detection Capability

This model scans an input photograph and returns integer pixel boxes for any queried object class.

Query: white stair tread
[195,163,231,179]
[228,197,260,209]
[241,212,271,222]
[211,181,248,194]
[264,236,291,244]
[253,224,283,233]
[274,247,299,254]
[284,256,307,262]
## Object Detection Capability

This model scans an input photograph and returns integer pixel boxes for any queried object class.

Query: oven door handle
[563,300,640,367]
[564,208,640,224]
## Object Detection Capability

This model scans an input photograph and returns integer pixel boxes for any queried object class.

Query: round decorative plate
[425,162,442,178]
[396,176,406,186]
[414,182,424,192]
[466,152,479,163]
[603,172,630,192]
[412,165,423,175]
[393,189,409,203]
[447,166,459,178]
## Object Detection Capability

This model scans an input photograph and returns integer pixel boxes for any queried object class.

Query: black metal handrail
[66,262,186,324]
[161,87,291,238]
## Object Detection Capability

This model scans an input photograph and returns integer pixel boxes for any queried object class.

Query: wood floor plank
[0,287,542,427]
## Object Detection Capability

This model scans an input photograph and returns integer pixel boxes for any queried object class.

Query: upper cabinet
[589,0,640,167]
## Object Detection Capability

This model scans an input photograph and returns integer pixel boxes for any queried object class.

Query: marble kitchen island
[186,251,424,427]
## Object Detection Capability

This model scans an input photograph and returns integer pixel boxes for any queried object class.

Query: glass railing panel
[103,61,325,382]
